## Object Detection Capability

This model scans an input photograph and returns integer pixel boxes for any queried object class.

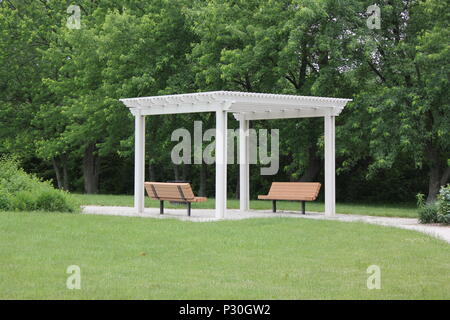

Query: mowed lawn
[74,193,418,218]
[1,211,449,299]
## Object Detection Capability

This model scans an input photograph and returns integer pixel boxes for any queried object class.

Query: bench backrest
[267,182,321,201]
[144,182,195,201]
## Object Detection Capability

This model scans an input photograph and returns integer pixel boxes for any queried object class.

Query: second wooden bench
[258,182,321,214]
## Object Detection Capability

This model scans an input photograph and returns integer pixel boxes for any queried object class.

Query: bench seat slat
[258,182,321,202]
[266,191,320,197]
[144,182,207,203]
[147,197,207,202]
[258,195,316,201]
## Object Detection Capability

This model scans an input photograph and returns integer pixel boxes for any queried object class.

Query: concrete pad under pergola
[120,91,351,218]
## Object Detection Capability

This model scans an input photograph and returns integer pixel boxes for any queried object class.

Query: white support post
[324,115,336,216]
[134,111,146,214]
[239,118,250,211]
[215,110,227,219]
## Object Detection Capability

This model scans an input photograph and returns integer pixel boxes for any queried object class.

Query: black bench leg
[160,200,164,214]
[272,200,276,213]
[187,202,191,216]
[301,201,305,215]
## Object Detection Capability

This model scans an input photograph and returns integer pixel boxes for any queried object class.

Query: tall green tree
[341,0,449,202]
[42,0,195,193]
[189,0,356,184]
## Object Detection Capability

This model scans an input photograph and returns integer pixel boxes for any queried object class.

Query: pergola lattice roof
[120,91,351,120]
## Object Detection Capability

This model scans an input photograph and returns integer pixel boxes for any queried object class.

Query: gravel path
[81,205,450,244]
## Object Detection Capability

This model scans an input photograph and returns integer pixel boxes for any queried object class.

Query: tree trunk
[149,163,156,181]
[427,165,441,203]
[61,154,69,191]
[299,144,320,182]
[441,167,450,186]
[52,156,70,191]
[147,117,158,182]
[427,165,450,203]
[199,162,206,196]
[173,165,180,181]
[83,143,99,194]
[426,143,449,203]
[181,163,190,181]
[52,157,63,190]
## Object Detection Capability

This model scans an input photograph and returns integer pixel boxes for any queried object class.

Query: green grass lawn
[73,193,418,218]
[1,211,448,299]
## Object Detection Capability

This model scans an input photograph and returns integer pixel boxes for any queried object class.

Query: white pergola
[120,91,351,218]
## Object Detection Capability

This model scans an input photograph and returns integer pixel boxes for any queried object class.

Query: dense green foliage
[417,185,450,224]
[1,211,449,299]
[437,184,450,224]
[0,0,448,202]
[417,193,439,224]
[0,157,77,212]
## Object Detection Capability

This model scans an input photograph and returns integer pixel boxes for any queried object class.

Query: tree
[189,0,356,184]
[341,0,449,202]
[1,0,446,202]
[0,0,73,186]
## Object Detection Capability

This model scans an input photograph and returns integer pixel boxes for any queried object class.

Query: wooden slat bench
[258,182,321,214]
[144,182,207,216]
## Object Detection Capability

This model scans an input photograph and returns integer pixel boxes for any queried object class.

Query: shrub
[35,189,76,212]
[0,186,12,210]
[437,184,450,225]
[418,202,439,224]
[0,157,78,213]
[416,193,439,224]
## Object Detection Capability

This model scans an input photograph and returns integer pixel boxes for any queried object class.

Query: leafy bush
[0,186,12,210]
[437,184,450,225]
[418,202,439,224]
[417,187,450,225]
[0,157,78,212]
[416,193,439,224]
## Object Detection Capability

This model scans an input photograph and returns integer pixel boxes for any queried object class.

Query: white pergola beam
[236,108,337,121]
[228,102,338,113]
[132,103,224,116]
[239,118,250,211]
[134,112,146,214]
[324,115,336,216]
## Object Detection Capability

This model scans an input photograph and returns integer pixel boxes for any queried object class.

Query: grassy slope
[73,193,418,218]
[1,211,448,299]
